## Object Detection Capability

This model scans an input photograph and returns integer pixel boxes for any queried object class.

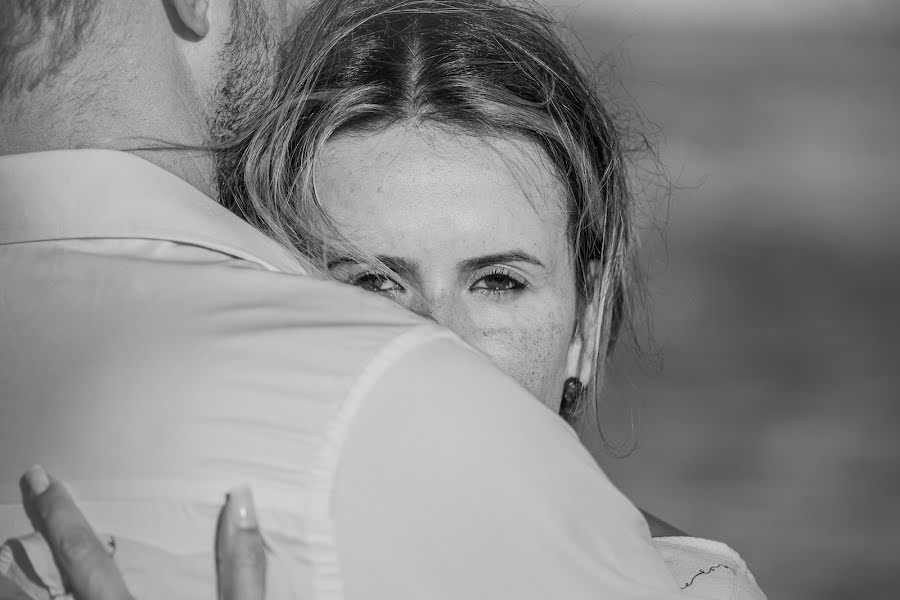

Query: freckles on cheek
[471,317,573,410]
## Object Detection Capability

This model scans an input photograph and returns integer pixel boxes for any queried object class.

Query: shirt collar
[0,149,309,275]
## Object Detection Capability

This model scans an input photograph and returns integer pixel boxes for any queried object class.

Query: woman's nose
[403,283,452,324]
[404,293,438,323]
[402,284,473,333]
[421,296,473,337]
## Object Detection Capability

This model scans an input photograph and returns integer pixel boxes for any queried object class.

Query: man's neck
[0,114,216,200]
[0,7,218,200]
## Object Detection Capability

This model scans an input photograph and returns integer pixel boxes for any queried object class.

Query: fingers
[19,465,133,600]
[18,467,266,600]
[215,485,266,600]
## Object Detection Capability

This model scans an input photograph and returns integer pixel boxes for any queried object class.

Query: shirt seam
[0,235,308,276]
[303,323,466,600]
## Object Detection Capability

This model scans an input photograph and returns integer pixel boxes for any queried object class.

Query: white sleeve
[332,331,684,600]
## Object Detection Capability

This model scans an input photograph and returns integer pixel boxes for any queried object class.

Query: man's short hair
[0,0,100,100]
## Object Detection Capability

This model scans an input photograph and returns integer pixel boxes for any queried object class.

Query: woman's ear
[566,259,603,385]
[168,0,211,38]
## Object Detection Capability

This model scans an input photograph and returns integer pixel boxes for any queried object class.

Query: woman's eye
[353,272,401,294]
[471,270,527,295]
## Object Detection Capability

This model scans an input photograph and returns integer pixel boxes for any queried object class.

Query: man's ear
[566,260,603,386]
[168,0,210,38]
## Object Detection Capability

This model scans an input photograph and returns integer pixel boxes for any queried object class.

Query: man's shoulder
[0,239,442,495]
[151,258,437,388]
[2,237,434,402]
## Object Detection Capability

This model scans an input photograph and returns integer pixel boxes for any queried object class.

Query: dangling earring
[559,377,582,418]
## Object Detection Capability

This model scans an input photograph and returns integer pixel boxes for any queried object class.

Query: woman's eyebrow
[376,256,419,280]
[457,251,545,271]
[326,255,420,280]
[326,256,356,269]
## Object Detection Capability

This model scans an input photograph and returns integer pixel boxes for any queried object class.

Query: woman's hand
[18,466,266,600]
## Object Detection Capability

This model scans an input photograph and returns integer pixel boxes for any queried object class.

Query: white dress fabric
[654,537,766,600]
[0,150,763,600]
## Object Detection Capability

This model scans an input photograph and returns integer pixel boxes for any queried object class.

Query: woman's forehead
[316,125,570,233]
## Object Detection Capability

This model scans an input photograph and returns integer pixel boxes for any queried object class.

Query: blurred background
[550,1,900,598]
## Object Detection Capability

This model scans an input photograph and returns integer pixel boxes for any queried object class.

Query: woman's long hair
[217,0,652,440]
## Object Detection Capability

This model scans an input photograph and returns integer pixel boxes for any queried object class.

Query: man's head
[206,0,284,145]
[0,1,100,101]
[0,0,298,195]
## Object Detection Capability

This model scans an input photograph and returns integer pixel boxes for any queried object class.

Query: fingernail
[24,465,50,496]
[226,485,259,530]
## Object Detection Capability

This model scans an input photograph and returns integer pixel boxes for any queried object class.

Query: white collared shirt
[0,150,690,600]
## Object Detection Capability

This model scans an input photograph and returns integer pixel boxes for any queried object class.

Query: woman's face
[316,125,581,412]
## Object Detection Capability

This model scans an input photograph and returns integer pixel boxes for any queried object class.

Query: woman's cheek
[468,316,574,411]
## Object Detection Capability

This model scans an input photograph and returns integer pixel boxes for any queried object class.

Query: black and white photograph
[1,1,897,599]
